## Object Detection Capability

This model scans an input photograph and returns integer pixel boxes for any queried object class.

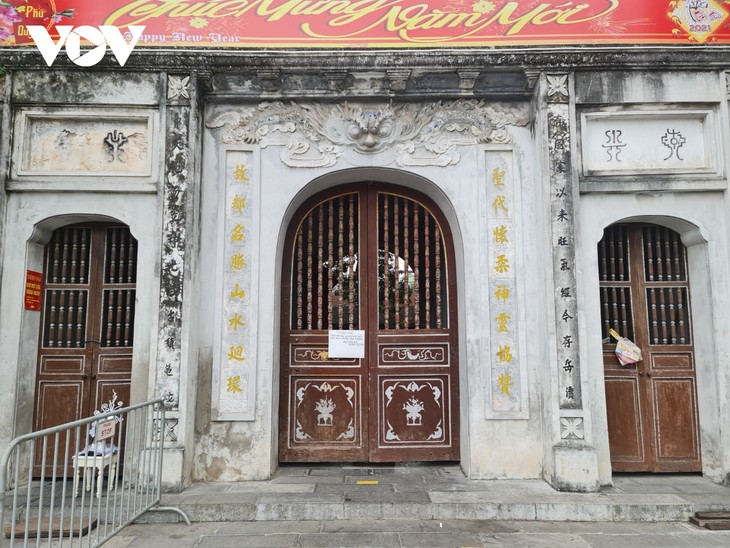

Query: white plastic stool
[72,453,118,498]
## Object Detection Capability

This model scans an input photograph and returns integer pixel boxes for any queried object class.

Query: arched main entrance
[279,182,460,462]
[33,222,137,474]
[598,222,701,472]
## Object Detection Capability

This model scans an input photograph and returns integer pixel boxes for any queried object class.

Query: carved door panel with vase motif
[33,224,136,475]
[599,223,701,472]
[279,183,459,462]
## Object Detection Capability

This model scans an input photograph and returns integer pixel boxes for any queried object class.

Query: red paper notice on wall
[24,270,43,311]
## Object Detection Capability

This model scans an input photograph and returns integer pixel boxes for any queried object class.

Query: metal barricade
[0,398,190,547]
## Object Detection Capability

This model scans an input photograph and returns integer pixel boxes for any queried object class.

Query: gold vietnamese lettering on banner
[212,148,259,421]
[486,150,527,419]
[2,1,730,47]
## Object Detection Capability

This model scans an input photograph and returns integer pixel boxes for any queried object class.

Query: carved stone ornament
[206,100,530,168]
[152,417,178,443]
[168,75,191,101]
[560,417,584,440]
[546,74,569,103]
[104,130,128,163]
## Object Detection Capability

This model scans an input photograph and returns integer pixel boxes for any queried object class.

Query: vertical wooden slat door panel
[370,190,457,461]
[93,227,136,425]
[652,379,700,463]
[604,378,645,463]
[599,223,700,473]
[280,190,367,461]
[34,224,136,476]
[280,184,459,463]
[34,382,86,474]
[35,383,85,429]
[288,377,362,447]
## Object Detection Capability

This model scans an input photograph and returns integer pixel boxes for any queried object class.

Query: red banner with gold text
[2,1,730,48]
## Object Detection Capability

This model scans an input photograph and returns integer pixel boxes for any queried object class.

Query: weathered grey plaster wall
[194,95,551,481]
[0,69,165,473]
[2,48,730,490]
[575,69,730,486]
[0,68,208,490]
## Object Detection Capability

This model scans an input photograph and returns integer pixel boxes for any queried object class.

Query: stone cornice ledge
[1,46,730,72]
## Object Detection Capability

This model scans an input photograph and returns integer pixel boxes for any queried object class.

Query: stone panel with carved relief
[11,109,157,190]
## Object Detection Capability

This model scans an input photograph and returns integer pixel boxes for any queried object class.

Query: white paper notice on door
[328,330,365,359]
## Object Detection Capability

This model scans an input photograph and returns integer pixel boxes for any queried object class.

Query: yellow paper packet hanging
[608,328,642,366]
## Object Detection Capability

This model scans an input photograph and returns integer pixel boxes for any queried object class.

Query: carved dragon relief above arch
[206,100,530,168]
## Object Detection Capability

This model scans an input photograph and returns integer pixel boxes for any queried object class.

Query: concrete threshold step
[148,492,694,524]
[143,466,730,525]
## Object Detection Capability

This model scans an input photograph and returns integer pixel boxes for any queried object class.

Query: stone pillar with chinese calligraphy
[486,150,527,419]
[547,74,581,411]
[544,73,599,492]
[211,148,259,421]
[155,73,199,444]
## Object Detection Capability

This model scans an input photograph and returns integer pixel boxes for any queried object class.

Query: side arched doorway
[279,182,460,462]
[598,222,701,472]
[33,223,137,474]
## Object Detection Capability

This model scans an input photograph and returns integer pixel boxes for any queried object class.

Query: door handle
[639,372,645,376]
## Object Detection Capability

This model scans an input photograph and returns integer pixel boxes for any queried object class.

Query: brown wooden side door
[34,224,137,475]
[599,223,701,472]
[279,183,459,462]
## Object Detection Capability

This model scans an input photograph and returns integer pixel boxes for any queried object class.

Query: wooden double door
[33,224,136,472]
[599,223,701,472]
[279,183,460,462]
